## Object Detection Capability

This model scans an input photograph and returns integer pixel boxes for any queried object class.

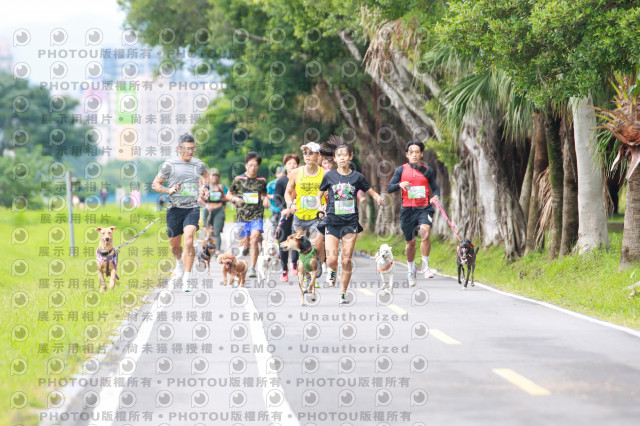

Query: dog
[95,226,119,292]
[280,227,319,306]
[196,226,217,275]
[375,244,395,293]
[257,240,280,282]
[457,239,480,288]
[217,252,249,287]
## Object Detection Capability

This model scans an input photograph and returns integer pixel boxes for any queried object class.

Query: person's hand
[377,194,388,206]
[399,181,411,191]
[168,183,181,195]
[234,196,245,207]
[281,208,290,218]
[262,196,270,209]
[289,204,298,214]
[430,195,440,205]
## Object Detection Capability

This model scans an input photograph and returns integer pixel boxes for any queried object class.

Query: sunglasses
[302,150,318,156]
[180,147,196,152]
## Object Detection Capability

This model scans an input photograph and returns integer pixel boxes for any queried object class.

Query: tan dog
[95,226,119,292]
[217,252,248,287]
[279,227,319,306]
[197,226,216,275]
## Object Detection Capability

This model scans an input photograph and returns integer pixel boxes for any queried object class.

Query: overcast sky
[1,0,129,85]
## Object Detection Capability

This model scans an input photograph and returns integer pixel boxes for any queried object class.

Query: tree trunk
[544,109,564,259]
[560,116,578,256]
[525,113,548,254]
[620,168,640,269]
[519,142,535,225]
[456,108,526,259]
[572,96,610,253]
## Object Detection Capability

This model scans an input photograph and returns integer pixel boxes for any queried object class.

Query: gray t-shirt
[156,157,207,208]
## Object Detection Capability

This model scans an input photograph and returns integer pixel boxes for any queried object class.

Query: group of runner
[151,134,441,303]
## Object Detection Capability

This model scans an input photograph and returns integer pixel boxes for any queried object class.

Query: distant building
[0,37,13,72]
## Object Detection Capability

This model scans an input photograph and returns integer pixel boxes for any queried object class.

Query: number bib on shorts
[301,195,318,210]
[243,193,259,204]
[408,186,426,199]
[180,182,198,196]
[209,191,222,202]
[335,199,355,215]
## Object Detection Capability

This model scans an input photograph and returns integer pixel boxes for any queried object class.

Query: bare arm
[366,188,387,206]
[152,176,179,195]
[284,169,298,212]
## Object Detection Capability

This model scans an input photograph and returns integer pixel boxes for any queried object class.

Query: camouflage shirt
[229,174,268,222]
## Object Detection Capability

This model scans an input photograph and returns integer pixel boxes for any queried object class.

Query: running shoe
[248,267,257,278]
[408,270,417,287]
[280,271,289,282]
[339,292,348,305]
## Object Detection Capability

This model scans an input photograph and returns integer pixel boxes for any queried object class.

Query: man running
[285,142,325,286]
[228,152,270,278]
[152,134,209,292]
[317,139,387,304]
[387,140,441,286]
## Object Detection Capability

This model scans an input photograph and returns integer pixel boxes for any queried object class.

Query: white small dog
[257,241,280,282]
[375,244,395,293]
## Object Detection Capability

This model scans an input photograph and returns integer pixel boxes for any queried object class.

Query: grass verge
[356,228,640,329]
[1,204,171,426]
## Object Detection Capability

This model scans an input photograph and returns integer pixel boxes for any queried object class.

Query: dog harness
[377,260,394,273]
[96,248,119,280]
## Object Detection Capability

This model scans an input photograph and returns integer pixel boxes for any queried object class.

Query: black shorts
[167,207,200,238]
[326,223,363,239]
[400,206,434,241]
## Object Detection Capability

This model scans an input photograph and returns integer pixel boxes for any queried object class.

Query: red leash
[432,199,462,242]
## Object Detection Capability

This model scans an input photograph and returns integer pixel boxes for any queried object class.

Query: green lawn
[1,204,171,426]
[356,227,640,329]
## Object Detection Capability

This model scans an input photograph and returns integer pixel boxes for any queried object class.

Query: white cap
[300,142,321,153]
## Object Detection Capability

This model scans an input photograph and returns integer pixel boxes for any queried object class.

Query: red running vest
[400,163,430,207]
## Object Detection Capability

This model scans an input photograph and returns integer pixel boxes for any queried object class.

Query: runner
[285,142,326,286]
[152,133,209,292]
[201,167,228,254]
[267,166,286,234]
[317,140,337,279]
[317,139,387,304]
[274,154,301,282]
[387,140,441,286]
[227,152,270,278]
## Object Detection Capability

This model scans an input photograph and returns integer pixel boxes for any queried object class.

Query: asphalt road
[40,226,640,426]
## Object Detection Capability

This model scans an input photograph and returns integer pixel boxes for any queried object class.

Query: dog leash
[115,217,162,251]
[432,199,461,242]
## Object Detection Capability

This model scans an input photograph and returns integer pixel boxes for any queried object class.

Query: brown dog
[279,227,319,306]
[217,252,248,287]
[96,226,119,292]
[197,226,217,275]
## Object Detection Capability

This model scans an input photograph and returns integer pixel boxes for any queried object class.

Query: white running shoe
[171,261,185,280]
[408,270,417,287]
[422,267,435,279]
[326,270,337,287]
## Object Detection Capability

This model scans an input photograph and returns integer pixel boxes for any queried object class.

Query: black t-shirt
[319,169,371,226]
[274,175,289,212]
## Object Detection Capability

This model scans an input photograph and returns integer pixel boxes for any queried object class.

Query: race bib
[243,193,259,204]
[408,186,426,199]
[335,199,355,215]
[301,195,318,210]
[180,182,198,197]
[209,191,222,202]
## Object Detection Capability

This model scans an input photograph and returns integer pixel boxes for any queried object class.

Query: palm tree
[592,72,640,269]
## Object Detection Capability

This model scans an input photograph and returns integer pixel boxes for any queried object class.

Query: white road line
[430,329,461,345]
[387,304,408,316]
[242,287,301,426]
[390,258,640,339]
[358,288,375,296]
[92,293,164,426]
[493,368,550,396]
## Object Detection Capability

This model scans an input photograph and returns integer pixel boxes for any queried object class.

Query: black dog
[457,239,479,288]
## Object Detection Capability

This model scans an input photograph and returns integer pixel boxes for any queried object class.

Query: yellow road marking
[387,304,407,315]
[358,288,375,296]
[430,329,461,345]
[493,368,550,396]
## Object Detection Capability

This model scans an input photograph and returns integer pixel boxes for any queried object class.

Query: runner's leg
[339,232,357,293]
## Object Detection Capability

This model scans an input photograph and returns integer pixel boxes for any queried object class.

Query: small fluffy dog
[280,228,319,306]
[375,244,395,293]
[457,239,480,288]
[218,252,249,287]
[95,226,119,292]
[257,240,280,282]
[196,226,216,275]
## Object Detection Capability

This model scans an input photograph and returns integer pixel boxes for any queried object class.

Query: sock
[328,268,336,279]
[422,256,429,269]
[408,261,415,274]
[176,258,184,269]
[182,271,191,287]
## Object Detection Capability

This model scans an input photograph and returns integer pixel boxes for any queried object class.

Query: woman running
[317,138,387,304]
